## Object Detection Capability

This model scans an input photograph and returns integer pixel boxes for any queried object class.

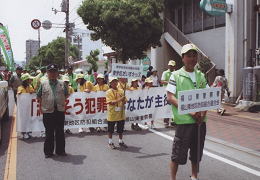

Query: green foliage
[86,49,100,72]
[27,37,79,69]
[78,0,164,62]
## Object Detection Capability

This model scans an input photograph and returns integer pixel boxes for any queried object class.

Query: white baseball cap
[181,44,198,55]
[168,60,176,66]
[109,76,118,83]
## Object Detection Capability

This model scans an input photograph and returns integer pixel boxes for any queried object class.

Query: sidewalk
[206,104,260,153]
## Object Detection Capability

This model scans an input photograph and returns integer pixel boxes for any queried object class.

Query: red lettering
[65,99,72,115]
[74,98,83,115]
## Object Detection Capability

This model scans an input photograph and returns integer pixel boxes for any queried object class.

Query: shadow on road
[52,154,87,165]
[135,153,169,159]
[117,145,143,154]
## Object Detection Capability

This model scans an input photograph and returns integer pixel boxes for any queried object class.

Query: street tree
[86,49,100,72]
[27,37,79,69]
[77,0,164,63]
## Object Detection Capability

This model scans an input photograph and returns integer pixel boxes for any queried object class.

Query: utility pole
[76,35,81,60]
[65,0,70,66]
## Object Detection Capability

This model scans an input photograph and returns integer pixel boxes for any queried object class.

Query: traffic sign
[31,19,41,29]
[42,20,52,30]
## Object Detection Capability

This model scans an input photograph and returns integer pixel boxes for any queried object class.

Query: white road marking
[140,125,260,177]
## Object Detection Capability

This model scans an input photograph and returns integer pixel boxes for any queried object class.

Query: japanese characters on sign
[16,87,172,132]
[178,87,221,115]
[111,63,143,79]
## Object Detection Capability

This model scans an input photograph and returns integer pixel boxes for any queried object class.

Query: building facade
[25,40,40,64]
[151,0,259,102]
[71,28,107,61]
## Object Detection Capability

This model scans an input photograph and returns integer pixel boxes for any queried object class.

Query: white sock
[119,139,123,143]
[108,138,113,144]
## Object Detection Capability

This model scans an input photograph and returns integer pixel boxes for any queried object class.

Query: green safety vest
[171,67,208,124]
[163,69,173,87]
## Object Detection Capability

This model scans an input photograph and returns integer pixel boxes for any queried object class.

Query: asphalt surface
[0,90,15,180]
[16,128,259,180]
[1,90,260,180]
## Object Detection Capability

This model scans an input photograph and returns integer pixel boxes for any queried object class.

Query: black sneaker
[119,142,128,148]
[65,129,72,134]
[56,152,67,156]
[45,154,54,158]
[108,143,116,149]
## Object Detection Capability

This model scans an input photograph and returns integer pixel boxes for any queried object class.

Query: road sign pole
[65,0,70,66]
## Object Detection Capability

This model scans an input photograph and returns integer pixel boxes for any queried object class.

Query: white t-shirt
[150,75,160,87]
[166,70,209,94]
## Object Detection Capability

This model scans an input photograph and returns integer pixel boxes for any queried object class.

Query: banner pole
[197,123,201,173]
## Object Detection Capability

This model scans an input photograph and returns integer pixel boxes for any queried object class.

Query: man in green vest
[161,60,176,128]
[66,66,77,91]
[37,64,68,158]
[166,44,208,180]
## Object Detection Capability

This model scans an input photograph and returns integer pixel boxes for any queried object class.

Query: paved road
[0,90,15,180]
[1,91,260,180]
[15,126,260,180]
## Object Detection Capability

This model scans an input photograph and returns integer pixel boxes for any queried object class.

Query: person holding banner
[93,74,109,132]
[117,78,130,91]
[75,73,94,133]
[17,73,35,139]
[161,60,176,128]
[63,76,74,135]
[144,77,155,129]
[166,44,208,180]
[129,79,142,131]
[37,64,68,158]
[93,74,109,92]
[106,77,128,149]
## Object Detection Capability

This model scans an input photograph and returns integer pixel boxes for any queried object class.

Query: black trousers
[43,110,65,155]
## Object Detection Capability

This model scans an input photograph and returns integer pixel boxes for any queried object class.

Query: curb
[206,136,260,158]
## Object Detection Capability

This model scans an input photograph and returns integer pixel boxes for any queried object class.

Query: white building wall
[186,27,226,70]
[26,40,39,64]
[72,28,108,60]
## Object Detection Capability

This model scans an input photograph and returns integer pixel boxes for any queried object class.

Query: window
[215,15,225,28]
[184,0,192,34]
[203,11,214,30]
[193,0,202,32]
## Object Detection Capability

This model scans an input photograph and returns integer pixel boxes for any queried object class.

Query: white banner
[111,63,143,79]
[178,87,221,114]
[16,87,172,132]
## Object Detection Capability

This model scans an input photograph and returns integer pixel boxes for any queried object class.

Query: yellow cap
[75,74,85,81]
[181,44,198,55]
[109,76,118,83]
[145,77,153,83]
[21,73,30,81]
[168,60,176,66]
[97,74,104,79]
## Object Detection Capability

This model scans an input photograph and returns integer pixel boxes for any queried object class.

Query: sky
[0,0,87,63]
